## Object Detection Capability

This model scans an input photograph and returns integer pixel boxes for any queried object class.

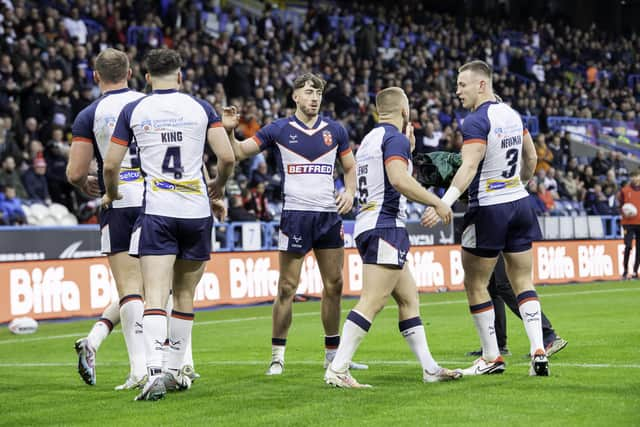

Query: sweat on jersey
[110,88,222,219]
[462,100,529,207]
[354,123,412,239]
[252,115,351,212]
[71,88,145,208]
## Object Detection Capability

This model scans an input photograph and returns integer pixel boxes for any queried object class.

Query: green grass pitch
[1,281,639,426]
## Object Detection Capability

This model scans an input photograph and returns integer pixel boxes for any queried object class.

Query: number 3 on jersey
[162,146,183,179]
[501,148,518,178]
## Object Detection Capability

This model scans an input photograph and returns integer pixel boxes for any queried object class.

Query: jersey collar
[103,88,130,96]
[291,114,322,129]
[152,89,178,94]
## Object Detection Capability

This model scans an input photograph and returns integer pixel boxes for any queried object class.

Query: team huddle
[68,48,549,401]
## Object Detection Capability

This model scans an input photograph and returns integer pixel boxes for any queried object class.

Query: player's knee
[322,278,343,297]
[277,279,298,299]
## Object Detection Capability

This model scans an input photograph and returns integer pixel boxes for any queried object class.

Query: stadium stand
[0,0,638,229]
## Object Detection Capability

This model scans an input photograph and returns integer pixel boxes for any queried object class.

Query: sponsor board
[0,240,629,323]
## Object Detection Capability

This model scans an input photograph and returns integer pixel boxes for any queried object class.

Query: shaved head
[376,87,408,116]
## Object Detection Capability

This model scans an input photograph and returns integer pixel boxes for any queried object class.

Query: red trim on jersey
[463,138,487,145]
[384,156,408,166]
[251,135,263,147]
[110,136,129,146]
[339,147,352,157]
[72,136,92,144]
[209,121,223,128]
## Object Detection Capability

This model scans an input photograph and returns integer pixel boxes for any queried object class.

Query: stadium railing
[548,116,640,157]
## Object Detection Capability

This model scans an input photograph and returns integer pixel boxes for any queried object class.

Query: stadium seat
[574,216,590,239]
[49,203,70,221]
[587,216,605,239]
[559,216,574,239]
[543,216,560,240]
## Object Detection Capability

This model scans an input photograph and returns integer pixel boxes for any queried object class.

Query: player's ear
[292,89,298,103]
[177,69,182,85]
[126,68,132,80]
[93,70,100,84]
[145,73,151,85]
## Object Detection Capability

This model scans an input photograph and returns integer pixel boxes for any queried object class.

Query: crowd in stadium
[0,0,638,225]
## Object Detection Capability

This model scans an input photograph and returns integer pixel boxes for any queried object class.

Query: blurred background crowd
[0,0,639,225]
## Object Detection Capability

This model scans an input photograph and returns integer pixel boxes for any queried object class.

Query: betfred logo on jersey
[287,164,333,175]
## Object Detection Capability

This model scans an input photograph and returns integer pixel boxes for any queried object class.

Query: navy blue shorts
[99,207,141,255]
[356,228,410,268]
[129,214,213,261]
[277,210,344,254]
[461,197,542,258]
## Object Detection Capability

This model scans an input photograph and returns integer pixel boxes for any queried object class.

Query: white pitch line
[1,286,638,346]
[0,360,639,369]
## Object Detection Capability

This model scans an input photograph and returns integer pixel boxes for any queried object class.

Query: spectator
[534,134,553,173]
[0,185,26,225]
[584,184,615,215]
[543,167,560,199]
[537,182,559,215]
[249,161,269,188]
[22,156,50,204]
[63,8,88,44]
[559,170,580,201]
[0,155,28,199]
[244,182,273,222]
[581,165,598,190]
[590,150,611,176]
[527,180,547,215]
[547,133,564,170]
[228,194,258,222]
[44,128,74,209]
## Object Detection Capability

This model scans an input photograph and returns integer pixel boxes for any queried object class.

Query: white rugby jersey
[110,89,222,218]
[253,115,351,212]
[71,88,145,208]
[462,101,529,207]
[354,123,411,238]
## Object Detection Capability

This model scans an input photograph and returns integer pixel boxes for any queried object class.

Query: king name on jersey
[161,131,183,143]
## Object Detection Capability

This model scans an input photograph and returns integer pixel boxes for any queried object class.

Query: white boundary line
[0,360,639,369]
[1,286,638,346]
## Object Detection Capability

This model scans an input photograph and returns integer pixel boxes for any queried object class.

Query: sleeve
[197,98,223,128]
[71,107,95,144]
[461,112,490,145]
[336,124,351,157]
[382,133,411,166]
[253,122,280,151]
[110,106,134,147]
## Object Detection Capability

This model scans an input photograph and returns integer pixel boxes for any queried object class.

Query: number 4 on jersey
[162,146,183,179]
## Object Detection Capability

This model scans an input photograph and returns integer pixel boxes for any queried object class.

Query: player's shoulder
[74,96,104,122]
[269,117,291,130]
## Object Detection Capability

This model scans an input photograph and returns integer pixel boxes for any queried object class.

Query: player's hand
[101,192,122,207]
[210,198,227,222]
[222,106,240,133]
[207,179,225,200]
[421,202,452,227]
[405,122,416,153]
[335,190,354,215]
[82,176,101,198]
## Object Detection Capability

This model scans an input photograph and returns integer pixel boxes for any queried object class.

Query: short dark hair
[458,60,493,80]
[144,49,182,77]
[95,48,129,84]
[293,73,326,91]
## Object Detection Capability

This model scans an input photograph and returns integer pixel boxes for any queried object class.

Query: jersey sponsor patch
[486,176,521,192]
[286,163,333,175]
[151,178,203,194]
[322,130,333,146]
[119,168,143,184]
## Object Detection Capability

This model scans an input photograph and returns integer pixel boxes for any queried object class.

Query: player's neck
[100,82,128,94]
[294,110,318,128]
[378,114,403,131]
[472,93,497,111]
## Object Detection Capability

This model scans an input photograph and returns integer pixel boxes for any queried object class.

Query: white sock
[330,310,371,372]
[162,295,174,369]
[119,295,146,378]
[470,302,500,361]
[517,291,545,355]
[87,300,120,350]
[143,309,167,377]
[183,339,194,368]
[166,311,194,372]
[271,337,286,362]
[399,317,439,373]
